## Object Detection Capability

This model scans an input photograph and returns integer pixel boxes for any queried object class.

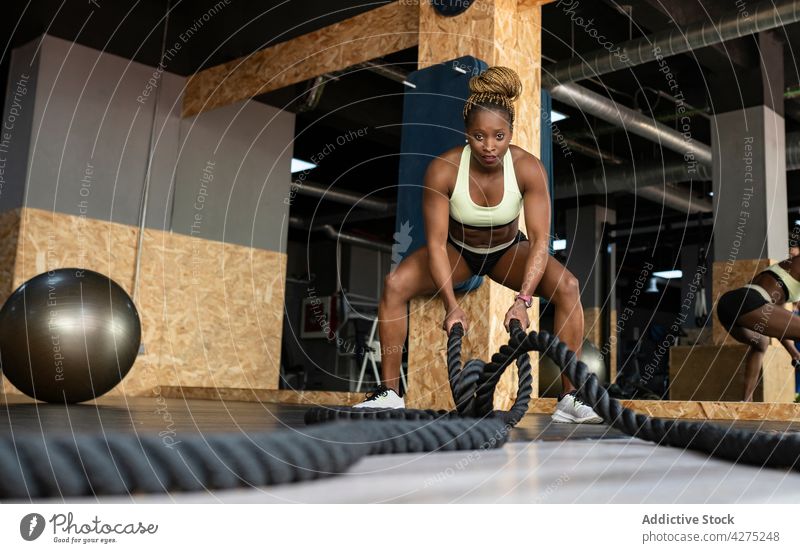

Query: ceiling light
[653,270,682,279]
[291,158,317,173]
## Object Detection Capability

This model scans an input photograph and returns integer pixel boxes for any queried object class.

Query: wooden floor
[2,395,800,502]
[2,394,798,439]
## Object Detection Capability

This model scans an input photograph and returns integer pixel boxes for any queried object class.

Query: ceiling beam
[182,2,419,118]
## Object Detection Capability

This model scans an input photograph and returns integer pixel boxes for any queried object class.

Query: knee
[556,273,581,306]
[751,335,769,353]
[383,272,411,302]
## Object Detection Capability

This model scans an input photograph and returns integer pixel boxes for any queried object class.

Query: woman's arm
[518,153,551,297]
[422,158,458,313]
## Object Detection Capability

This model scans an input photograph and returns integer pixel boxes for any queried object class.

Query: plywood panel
[583,307,602,347]
[418,0,498,72]
[492,0,541,151]
[158,385,361,406]
[670,343,794,403]
[1,208,286,400]
[417,0,541,151]
[138,229,286,392]
[408,0,543,411]
[183,2,419,117]
[406,282,533,411]
[2,208,143,397]
[0,208,21,303]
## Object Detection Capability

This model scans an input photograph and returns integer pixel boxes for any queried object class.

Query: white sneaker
[552,391,603,424]
[353,386,405,409]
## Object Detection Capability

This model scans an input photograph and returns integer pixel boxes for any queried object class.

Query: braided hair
[462,66,522,129]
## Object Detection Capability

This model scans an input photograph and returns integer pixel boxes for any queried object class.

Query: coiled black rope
[2,319,798,499]
[0,323,527,498]
[508,324,800,470]
[0,418,509,498]
[304,321,532,425]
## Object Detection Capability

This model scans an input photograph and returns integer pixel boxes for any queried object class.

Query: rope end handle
[508,318,523,334]
[449,322,464,338]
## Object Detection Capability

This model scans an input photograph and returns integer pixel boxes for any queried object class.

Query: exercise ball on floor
[0,268,141,403]
[538,339,608,398]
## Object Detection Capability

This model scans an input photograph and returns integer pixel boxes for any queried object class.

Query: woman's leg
[728,324,769,401]
[489,242,584,393]
[737,303,800,342]
[379,244,473,392]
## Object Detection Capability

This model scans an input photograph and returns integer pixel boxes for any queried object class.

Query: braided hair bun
[463,66,522,127]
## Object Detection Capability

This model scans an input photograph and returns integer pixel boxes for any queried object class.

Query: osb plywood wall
[183,2,419,117]
[407,0,543,409]
[1,207,285,398]
[418,0,542,150]
[407,281,525,411]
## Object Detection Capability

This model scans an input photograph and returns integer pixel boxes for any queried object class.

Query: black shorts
[447,231,528,276]
[716,286,770,332]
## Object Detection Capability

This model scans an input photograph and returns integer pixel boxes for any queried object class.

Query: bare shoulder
[786,256,800,275]
[509,145,547,193]
[431,145,463,172]
[425,146,462,192]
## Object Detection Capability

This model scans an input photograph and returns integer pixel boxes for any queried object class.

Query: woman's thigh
[384,242,474,299]
[489,242,577,301]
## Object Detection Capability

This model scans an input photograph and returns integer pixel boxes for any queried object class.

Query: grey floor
[3,395,800,503]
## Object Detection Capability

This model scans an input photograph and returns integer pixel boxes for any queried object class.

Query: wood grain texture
[583,307,602,347]
[407,0,543,410]
[406,280,535,411]
[158,386,362,406]
[182,2,419,117]
[1,208,286,400]
[417,0,541,152]
[669,343,794,403]
[2,208,143,397]
[0,208,21,303]
[136,228,286,392]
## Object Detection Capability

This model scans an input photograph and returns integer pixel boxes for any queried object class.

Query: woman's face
[465,108,512,169]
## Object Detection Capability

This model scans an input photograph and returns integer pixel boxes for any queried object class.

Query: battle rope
[0,418,509,498]
[508,324,800,470]
[1,320,798,498]
[304,322,532,425]
[0,323,527,498]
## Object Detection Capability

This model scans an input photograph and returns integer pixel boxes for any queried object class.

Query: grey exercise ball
[539,339,608,398]
[0,268,141,403]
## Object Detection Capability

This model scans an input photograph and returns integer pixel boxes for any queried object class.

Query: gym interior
[1,0,800,506]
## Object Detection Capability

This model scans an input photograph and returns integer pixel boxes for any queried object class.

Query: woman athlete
[717,255,800,401]
[355,66,602,423]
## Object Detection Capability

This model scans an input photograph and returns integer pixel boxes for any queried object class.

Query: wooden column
[407,0,544,410]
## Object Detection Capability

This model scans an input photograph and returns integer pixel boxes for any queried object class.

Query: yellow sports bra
[764,263,800,302]
[449,145,523,228]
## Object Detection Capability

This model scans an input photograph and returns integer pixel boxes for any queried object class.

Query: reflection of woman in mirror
[717,257,800,401]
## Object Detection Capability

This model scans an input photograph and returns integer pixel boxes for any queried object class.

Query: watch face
[433,0,473,17]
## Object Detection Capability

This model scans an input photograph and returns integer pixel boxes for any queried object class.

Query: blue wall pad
[395,56,489,260]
